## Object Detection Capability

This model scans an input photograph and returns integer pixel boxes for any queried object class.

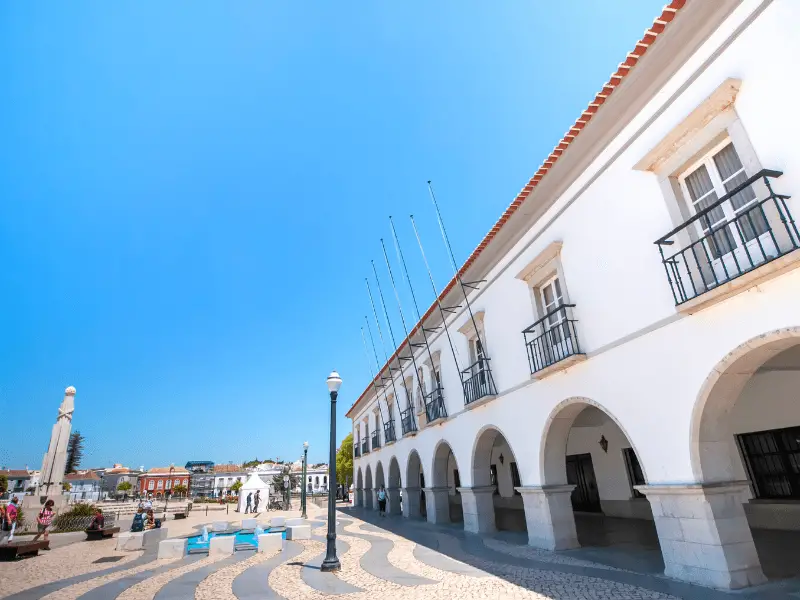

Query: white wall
[352,0,800,498]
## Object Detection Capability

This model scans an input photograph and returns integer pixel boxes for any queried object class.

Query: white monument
[36,386,76,505]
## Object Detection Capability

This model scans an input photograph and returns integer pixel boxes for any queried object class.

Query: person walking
[32,499,55,544]
[252,490,260,513]
[245,492,253,514]
[377,486,387,517]
[3,497,20,543]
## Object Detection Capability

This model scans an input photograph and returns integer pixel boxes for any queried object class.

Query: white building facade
[348,0,800,591]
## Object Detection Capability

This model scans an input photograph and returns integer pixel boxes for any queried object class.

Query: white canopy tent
[237,472,270,513]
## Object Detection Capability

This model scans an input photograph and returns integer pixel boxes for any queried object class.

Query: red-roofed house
[138,467,191,498]
[65,471,102,502]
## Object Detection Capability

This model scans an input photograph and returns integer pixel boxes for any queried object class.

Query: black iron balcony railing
[354,445,361,458]
[383,419,397,443]
[461,357,496,405]
[400,403,417,435]
[523,304,583,374]
[371,431,380,450]
[655,169,798,306]
[424,386,447,422]
[361,439,369,455]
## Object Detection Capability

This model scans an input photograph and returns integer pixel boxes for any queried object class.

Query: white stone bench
[143,528,169,549]
[285,517,305,526]
[269,517,285,527]
[116,532,143,552]
[158,538,187,559]
[209,535,235,556]
[258,532,283,553]
[211,521,229,532]
[241,518,258,530]
[286,525,310,540]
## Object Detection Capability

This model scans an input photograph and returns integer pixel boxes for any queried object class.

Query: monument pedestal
[22,494,68,512]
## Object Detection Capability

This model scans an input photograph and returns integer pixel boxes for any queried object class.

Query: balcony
[371,431,380,450]
[400,404,418,435]
[523,304,585,377]
[424,386,447,422]
[354,445,361,458]
[383,419,397,444]
[461,358,496,406]
[656,170,799,310]
[361,439,369,455]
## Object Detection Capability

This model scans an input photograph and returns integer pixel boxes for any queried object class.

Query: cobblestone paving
[15,509,792,599]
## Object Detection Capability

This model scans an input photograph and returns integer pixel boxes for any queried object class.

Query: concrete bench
[211,521,229,532]
[241,518,258,530]
[258,532,283,553]
[269,517,285,527]
[116,527,169,551]
[285,517,305,526]
[85,526,120,541]
[0,541,49,561]
[286,525,311,540]
[158,538,187,559]
[209,535,235,556]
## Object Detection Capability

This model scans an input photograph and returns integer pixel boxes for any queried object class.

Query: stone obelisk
[37,386,75,502]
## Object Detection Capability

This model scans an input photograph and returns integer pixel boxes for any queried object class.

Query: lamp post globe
[321,370,342,572]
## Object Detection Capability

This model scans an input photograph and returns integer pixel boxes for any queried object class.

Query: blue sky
[0,1,665,470]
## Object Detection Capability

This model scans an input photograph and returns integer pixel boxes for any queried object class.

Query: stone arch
[471,424,521,487]
[404,449,425,519]
[540,396,647,486]
[429,439,463,525]
[406,449,423,487]
[691,327,800,482]
[432,439,459,488]
[375,461,385,488]
[355,467,364,507]
[388,456,401,488]
[364,464,374,510]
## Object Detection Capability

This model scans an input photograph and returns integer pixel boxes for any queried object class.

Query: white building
[298,464,329,494]
[212,464,248,497]
[65,471,101,502]
[348,0,800,591]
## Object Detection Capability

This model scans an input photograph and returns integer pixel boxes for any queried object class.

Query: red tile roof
[66,471,101,481]
[347,0,687,418]
[146,467,190,475]
[212,464,244,473]
[0,470,30,478]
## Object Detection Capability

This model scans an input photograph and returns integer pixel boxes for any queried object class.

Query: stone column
[387,487,402,515]
[371,488,380,511]
[355,488,364,507]
[458,486,496,533]
[364,487,374,510]
[402,486,421,518]
[423,487,451,524]
[516,485,578,550]
[637,482,765,590]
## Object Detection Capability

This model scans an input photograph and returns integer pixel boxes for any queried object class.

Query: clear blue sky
[0,1,665,470]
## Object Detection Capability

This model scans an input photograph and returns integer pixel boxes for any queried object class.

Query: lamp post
[301,441,309,519]
[283,475,290,509]
[321,370,342,572]
[164,464,175,520]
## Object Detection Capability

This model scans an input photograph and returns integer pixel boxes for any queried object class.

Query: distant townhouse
[66,471,101,502]
[138,467,190,498]
[185,461,215,498]
[212,464,247,497]
[101,464,142,499]
[0,470,31,498]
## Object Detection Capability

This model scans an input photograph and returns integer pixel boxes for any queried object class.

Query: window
[183,479,188,486]
[157,480,163,489]
[738,426,800,499]
[510,462,521,495]
[453,469,461,494]
[315,476,319,486]
[489,464,499,495]
[622,448,646,499]
[166,480,171,489]
[680,142,767,260]
[174,479,180,486]
[323,476,327,484]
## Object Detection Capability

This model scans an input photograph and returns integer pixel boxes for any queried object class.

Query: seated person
[144,509,156,530]
[88,509,105,531]
[131,508,145,532]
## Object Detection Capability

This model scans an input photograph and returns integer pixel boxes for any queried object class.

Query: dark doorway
[420,472,427,518]
[566,453,601,512]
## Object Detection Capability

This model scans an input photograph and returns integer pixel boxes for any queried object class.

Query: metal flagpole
[365,318,397,443]
[380,238,438,422]
[409,214,469,404]
[365,278,406,432]
[370,261,417,432]
[360,326,390,441]
[426,181,496,399]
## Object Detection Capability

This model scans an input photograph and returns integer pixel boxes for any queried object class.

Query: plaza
[5,504,800,600]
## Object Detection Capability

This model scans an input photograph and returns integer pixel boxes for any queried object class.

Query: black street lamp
[301,441,309,519]
[164,464,175,521]
[321,370,342,572]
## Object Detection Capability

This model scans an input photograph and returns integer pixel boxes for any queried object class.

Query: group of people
[131,507,159,532]
[243,490,261,513]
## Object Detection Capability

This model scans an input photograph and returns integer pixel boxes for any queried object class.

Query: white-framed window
[174,479,180,486]
[166,480,171,490]
[679,140,769,263]
[157,480,163,489]
[148,480,155,491]
[539,275,568,343]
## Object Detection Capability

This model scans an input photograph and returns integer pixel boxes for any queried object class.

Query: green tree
[172,484,188,497]
[241,458,261,469]
[0,473,7,495]
[62,482,71,492]
[230,480,243,494]
[336,433,354,485]
[65,431,85,474]
[272,466,298,497]
[117,481,133,492]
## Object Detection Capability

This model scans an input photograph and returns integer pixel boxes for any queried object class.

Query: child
[32,499,55,544]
